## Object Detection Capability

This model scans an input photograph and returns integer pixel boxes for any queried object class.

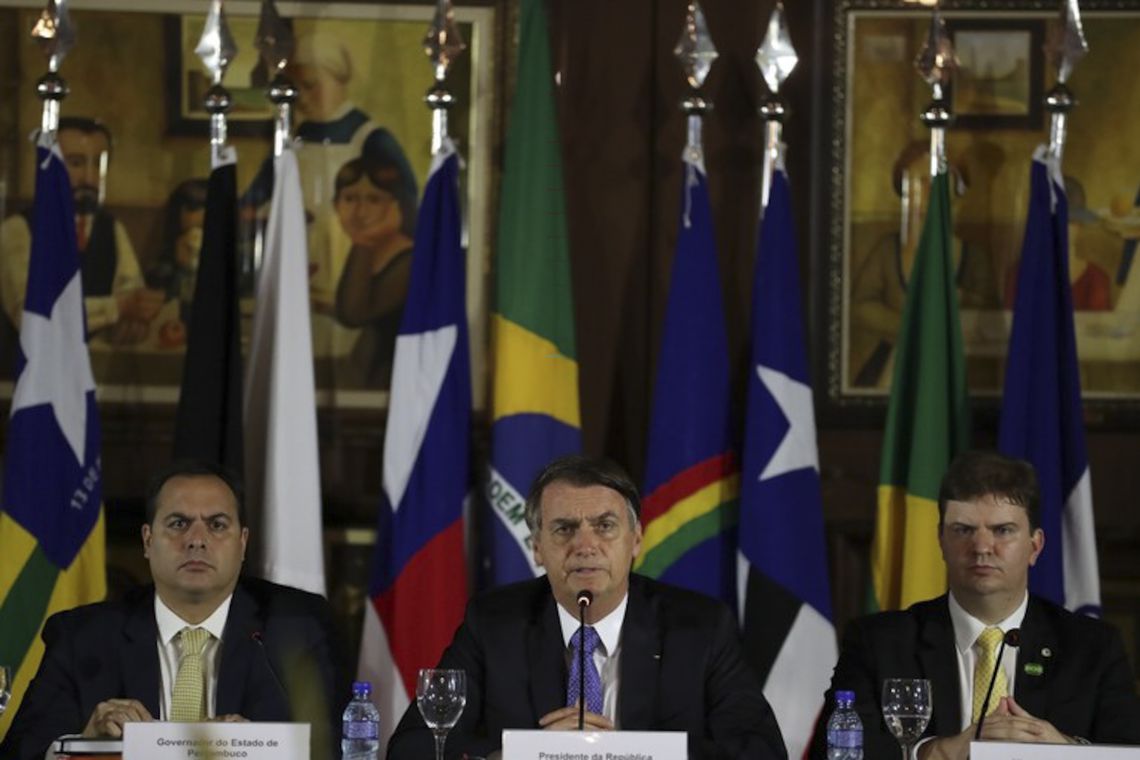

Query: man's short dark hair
[145,460,246,526]
[58,116,113,154]
[938,450,1040,530]
[524,455,641,534]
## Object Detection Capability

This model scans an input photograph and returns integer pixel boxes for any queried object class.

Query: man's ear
[1028,528,1045,566]
[141,523,152,558]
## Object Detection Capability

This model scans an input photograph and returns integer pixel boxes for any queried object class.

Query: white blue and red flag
[358,140,470,749]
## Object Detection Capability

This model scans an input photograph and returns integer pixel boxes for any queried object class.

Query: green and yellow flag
[871,171,970,611]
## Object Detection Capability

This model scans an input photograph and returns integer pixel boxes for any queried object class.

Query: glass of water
[881,678,932,760]
[0,665,11,715]
[417,668,466,760]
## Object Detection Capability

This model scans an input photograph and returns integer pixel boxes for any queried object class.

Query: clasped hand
[538,703,614,732]
[82,700,248,738]
[918,697,1075,760]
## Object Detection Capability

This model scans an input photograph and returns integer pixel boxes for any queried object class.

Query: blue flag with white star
[999,149,1100,615]
[738,167,834,759]
[0,138,105,736]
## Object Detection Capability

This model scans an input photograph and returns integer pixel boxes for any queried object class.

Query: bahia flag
[244,148,325,595]
[486,0,580,585]
[999,147,1100,615]
[871,170,970,611]
[637,157,738,604]
[173,149,242,471]
[738,167,835,759]
[358,140,470,751]
[0,136,105,736]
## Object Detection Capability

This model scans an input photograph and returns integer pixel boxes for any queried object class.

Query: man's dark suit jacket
[808,594,1140,759]
[387,573,787,760]
[0,577,346,760]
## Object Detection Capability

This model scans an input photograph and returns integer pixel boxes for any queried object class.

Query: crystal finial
[255,0,293,74]
[31,0,75,73]
[674,1,718,90]
[755,2,797,94]
[424,0,466,82]
[195,0,237,85]
[914,7,957,87]
[1046,0,1088,84]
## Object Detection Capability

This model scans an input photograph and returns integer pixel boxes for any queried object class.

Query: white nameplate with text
[502,729,686,760]
[122,722,309,760]
[971,741,1140,760]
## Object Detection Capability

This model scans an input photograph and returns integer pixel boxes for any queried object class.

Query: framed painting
[826,0,1140,416]
[0,0,497,409]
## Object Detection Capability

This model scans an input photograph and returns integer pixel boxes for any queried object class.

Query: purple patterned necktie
[566,625,604,715]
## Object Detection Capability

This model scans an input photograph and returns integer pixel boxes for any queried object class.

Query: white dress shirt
[947,590,1028,731]
[153,594,233,720]
[556,594,629,727]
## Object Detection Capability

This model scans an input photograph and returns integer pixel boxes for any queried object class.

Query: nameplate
[502,729,686,760]
[971,741,1140,760]
[122,722,309,760]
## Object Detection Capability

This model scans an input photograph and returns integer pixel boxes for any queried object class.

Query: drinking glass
[417,668,466,760]
[0,665,11,716]
[881,678,932,760]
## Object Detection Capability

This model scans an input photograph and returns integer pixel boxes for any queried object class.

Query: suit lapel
[617,578,661,730]
[121,589,162,719]
[917,598,962,736]
[216,583,259,717]
[526,588,567,722]
[1013,596,1056,718]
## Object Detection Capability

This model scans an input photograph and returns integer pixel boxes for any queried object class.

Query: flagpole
[755,1,797,216]
[424,0,466,155]
[195,0,236,168]
[1044,0,1089,166]
[31,0,74,139]
[915,3,956,178]
[256,0,296,159]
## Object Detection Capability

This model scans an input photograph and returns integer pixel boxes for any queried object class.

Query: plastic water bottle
[826,690,863,760]
[341,680,380,758]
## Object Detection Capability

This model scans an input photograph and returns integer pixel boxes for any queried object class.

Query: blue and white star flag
[999,146,1100,615]
[738,167,835,759]
[0,136,105,735]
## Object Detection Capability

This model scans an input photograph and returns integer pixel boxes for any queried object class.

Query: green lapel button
[1024,662,1044,676]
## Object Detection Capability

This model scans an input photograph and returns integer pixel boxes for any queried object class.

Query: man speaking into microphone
[809,451,1140,760]
[388,455,787,760]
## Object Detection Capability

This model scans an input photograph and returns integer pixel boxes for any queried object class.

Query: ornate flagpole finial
[31,0,75,137]
[424,0,466,155]
[195,0,237,162]
[674,1,718,166]
[1044,0,1089,163]
[914,4,957,177]
[256,0,297,157]
[755,1,797,213]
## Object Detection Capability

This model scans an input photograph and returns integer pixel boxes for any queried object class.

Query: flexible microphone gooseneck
[974,628,1021,740]
[251,630,290,708]
[576,589,593,730]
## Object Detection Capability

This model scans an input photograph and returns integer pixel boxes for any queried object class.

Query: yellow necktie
[170,627,210,722]
[972,627,1008,722]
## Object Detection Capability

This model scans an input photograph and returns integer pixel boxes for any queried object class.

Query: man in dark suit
[388,455,786,760]
[0,461,345,760]
[810,451,1140,760]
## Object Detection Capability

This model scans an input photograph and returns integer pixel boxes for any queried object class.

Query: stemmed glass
[882,678,932,760]
[417,668,466,760]
[0,665,11,716]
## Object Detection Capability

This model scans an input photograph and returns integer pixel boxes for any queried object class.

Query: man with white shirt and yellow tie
[0,461,345,760]
[810,451,1140,760]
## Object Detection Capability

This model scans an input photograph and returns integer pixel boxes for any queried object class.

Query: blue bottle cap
[836,690,855,702]
[352,680,372,695]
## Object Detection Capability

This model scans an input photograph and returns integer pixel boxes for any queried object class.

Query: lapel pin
[1041,647,1053,658]
[1024,662,1044,676]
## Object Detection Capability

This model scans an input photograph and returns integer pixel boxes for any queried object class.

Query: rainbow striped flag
[637,159,738,603]
[0,137,105,737]
[485,0,580,584]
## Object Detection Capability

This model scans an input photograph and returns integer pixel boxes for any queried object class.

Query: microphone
[974,628,1021,740]
[251,630,290,710]
[576,590,593,731]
